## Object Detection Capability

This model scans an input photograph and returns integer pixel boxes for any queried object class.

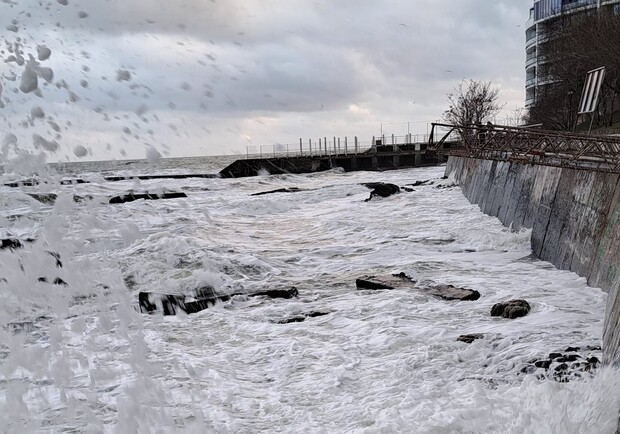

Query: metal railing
[428,123,620,174]
[245,117,528,160]
[245,133,435,159]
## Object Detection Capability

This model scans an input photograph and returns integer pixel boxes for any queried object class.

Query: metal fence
[429,122,620,174]
[245,133,436,159]
[244,117,522,160]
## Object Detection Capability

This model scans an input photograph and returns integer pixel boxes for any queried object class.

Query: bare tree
[443,79,503,127]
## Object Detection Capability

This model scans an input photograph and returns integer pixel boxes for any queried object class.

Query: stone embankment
[445,156,620,365]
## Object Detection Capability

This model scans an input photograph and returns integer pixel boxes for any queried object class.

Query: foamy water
[0,163,618,433]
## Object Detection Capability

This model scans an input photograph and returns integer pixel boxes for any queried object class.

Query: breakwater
[219,143,454,178]
[445,156,620,365]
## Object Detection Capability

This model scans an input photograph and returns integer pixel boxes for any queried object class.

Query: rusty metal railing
[428,123,620,174]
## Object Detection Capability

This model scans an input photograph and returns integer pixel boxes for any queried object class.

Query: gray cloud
[0,0,532,161]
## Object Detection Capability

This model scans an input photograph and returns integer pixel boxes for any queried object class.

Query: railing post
[372,135,375,148]
[309,138,312,156]
[382,134,385,145]
[344,136,348,155]
[337,137,341,154]
[355,136,358,154]
[319,138,322,156]
[392,134,395,145]
[299,138,303,156]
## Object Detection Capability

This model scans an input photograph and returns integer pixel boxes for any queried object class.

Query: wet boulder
[27,193,58,204]
[4,179,38,187]
[425,284,480,301]
[521,346,601,382]
[491,299,530,319]
[139,287,299,315]
[457,334,484,344]
[251,187,303,196]
[356,273,480,301]
[109,191,187,204]
[362,182,400,201]
[277,311,330,324]
[60,178,88,185]
[37,277,67,285]
[356,272,416,290]
[1,239,23,250]
[250,288,299,299]
[27,193,94,204]
[1,238,36,250]
[405,180,432,187]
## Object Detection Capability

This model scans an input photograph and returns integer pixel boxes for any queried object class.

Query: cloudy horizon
[0,0,532,163]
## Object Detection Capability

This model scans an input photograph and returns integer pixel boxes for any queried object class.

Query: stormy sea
[1,157,619,433]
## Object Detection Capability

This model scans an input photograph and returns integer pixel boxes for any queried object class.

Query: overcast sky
[0,0,532,162]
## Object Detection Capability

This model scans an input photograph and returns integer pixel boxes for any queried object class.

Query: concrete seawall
[445,156,620,365]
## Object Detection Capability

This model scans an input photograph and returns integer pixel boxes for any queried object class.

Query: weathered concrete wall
[445,156,620,365]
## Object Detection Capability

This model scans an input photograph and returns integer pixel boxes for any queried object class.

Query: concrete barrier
[445,156,620,365]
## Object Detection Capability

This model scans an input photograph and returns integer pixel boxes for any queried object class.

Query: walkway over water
[430,123,620,174]
[220,136,458,178]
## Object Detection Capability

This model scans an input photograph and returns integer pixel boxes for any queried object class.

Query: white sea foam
[0,164,617,432]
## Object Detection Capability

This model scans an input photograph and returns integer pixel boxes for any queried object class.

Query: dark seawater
[48,154,239,178]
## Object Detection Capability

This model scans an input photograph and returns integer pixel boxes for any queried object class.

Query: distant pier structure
[220,134,457,178]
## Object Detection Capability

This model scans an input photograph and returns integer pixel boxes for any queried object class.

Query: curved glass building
[525,0,620,107]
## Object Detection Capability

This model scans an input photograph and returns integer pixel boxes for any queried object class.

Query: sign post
[578,66,606,133]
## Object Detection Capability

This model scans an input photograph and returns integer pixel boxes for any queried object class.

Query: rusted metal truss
[428,123,620,174]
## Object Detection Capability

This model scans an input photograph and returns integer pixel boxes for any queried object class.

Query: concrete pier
[219,143,454,178]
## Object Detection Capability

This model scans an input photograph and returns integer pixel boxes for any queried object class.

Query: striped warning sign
[578,67,606,114]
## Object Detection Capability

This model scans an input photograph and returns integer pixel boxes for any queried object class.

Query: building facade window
[525,0,620,107]
[534,0,562,21]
